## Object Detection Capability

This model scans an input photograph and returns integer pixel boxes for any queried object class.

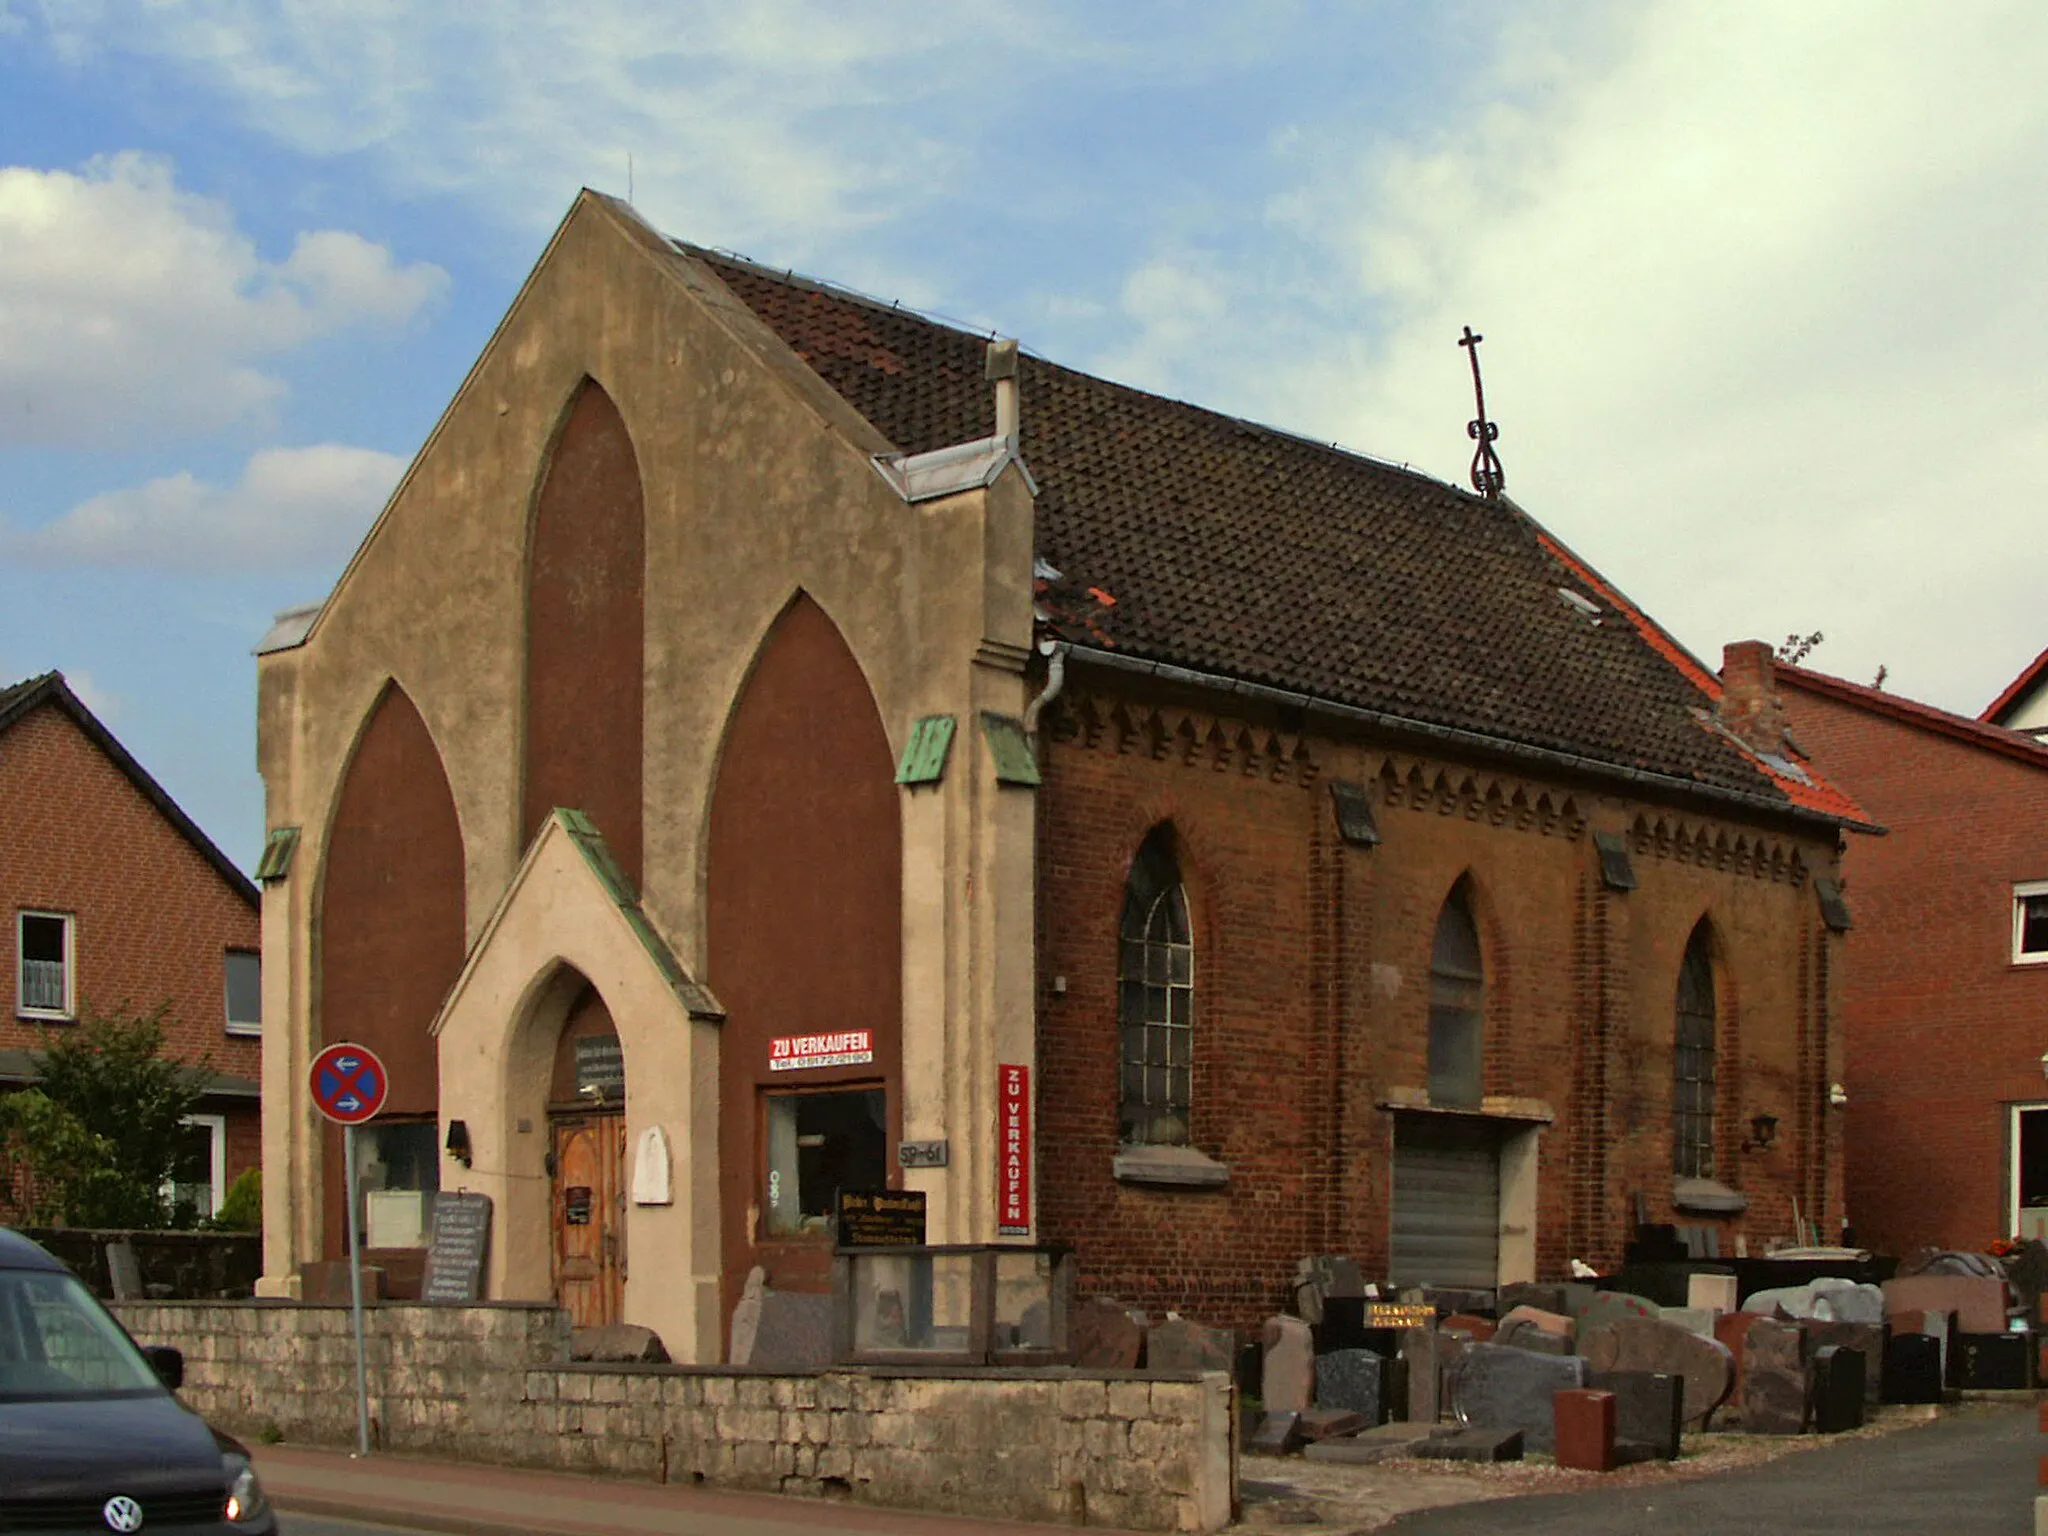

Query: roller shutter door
[1390,1116,1500,1290]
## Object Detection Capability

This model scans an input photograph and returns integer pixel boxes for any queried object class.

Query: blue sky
[5,1,2047,866]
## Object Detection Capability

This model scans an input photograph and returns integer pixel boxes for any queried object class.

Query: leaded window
[1119,827,1192,1146]
[1674,922,1717,1178]
[1428,881,1484,1107]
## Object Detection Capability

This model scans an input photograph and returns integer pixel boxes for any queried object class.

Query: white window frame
[16,910,75,1021]
[166,1113,228,1220]
[2014,881,2048,965]
[223,948,262,1037]
[2011,1102,2048,1242]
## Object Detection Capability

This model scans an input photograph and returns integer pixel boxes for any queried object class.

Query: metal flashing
[255,602,323,656]
[552,808,725,1019]
[980,712,1041,786]
[1592,829,1639,892]
[896,715,956,786]
[1329,779,1380,847]
[871,435,1039,504]
[254,826,300,883]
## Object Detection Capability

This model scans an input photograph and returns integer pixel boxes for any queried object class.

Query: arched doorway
[542,972,628,1327]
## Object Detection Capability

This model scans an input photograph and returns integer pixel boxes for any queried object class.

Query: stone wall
[113,1301,1235,1534]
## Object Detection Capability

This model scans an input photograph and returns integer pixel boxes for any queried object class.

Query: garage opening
[1390,1115,1502,1291]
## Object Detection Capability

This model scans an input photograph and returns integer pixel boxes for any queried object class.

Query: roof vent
[987,338,1019,443]
[1557,588,1602,624]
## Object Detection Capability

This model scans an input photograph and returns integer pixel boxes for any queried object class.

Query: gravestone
[1812,1280,1885,1325]
[105,1240,143,1302]
[1415,1426,1524,1462]
[1587,1369,1683,1461]
[1957,1331,2034,1390]
[1810,1344,1865,1432]
[1449,1342,1587,1453]
[1298,1408,1369,1442]
[1315,1349,1387,1423]
[1440,1312,1496,1342]
[1739,1316,1806,1434]
[1883,1274,2009,1335]
[1714,1310,1770,1406]
[1884,1307,1955,1382]
[1498,1282,1569,1316]
[1234,1339,1264,1403]
[728,1265,767,1364]
[1148,1317,1234,1374]
[1262,1314,1316,1413]
[1070,1296,1144,1369]
[1744,1283,1824,1320]
[750,1287,834,1369]
[1881,1331,1944,1405]
[1304,1423,1445,1464]
[1578,1290,1660,1333]
[1497,1304,1574,1339]
[1687,1272,1739,1313]
[1552,1388,1617,1472]
[1404,1327,1466,1424]
[1559,1282,1601,1317]
[1248,1411,1304,1455]
[1314,1295,1370,1353]
[1657,1306,1718,1338]
[1578,1316,1734,1430]
[1495,1319,1574,1356]
[1799,1318,1883,1405]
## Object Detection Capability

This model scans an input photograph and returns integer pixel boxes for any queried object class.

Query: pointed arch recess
[524,378,646,886]
[1674,916,1721,1178]
[1428,875,1485,1108]
[317,680,466,1257]
[706,592,902,1311]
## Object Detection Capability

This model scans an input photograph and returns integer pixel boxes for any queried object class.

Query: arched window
[1674,922,1717,1177]
[1429,880,1484,1108]
[1119,826,1192,1146]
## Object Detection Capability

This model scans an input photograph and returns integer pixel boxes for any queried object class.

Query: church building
[253,192,1865,1356]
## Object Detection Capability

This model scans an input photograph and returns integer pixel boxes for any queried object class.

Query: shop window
[224,949,261,1036]
[1674,922,1718,1178]
[17,911,73,1021]
[2015,882,2048,964]
[1118,825,1193,1146]
[356,1119,441,1249]
[1428,881,1484,1107]
[764,1089,886,1238]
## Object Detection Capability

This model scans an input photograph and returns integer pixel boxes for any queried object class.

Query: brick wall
[1036,680,1845,1329]
[113,1302,1235,1535]
[1779,676,2048,1254]
[0,701,260,1184]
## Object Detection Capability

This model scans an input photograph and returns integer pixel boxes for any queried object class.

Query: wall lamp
[445,1119,472,1169]
[1741,1113,1779,1153]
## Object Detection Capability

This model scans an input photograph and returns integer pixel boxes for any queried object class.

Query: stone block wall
[113,1302,1234,1534]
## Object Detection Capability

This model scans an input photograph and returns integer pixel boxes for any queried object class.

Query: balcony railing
[20,959,67,1013]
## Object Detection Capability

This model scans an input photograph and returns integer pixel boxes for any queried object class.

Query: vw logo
[101,1495,144,1533]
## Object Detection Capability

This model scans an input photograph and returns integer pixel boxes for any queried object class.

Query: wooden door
[552,1115,626,1327]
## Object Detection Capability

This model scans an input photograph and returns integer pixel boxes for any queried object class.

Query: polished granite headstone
[1957,1331,2034,1390]
[1578,1315,1734,1429]
[1587,1368,1683,1461]
[1552,1388,1617,1472]
[1315,1348,1387,1423]
[1880,1331,1943,1405]
[1415,1426,1524,1462]
[1739,1316,1807,1434]
[1449,1342,1587,1453]
[1799,1318,1883,1405]
[1810,1344,1866,1433]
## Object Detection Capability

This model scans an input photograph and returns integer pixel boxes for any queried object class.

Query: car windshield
[0,1268,164,1399]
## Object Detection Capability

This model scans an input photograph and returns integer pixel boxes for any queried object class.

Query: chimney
[1718,640,1788,756]
[986,338,1019,444]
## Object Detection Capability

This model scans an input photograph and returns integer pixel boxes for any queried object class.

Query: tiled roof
[0,671,258,908]
[686,245,1828,817]
[1981,644,2048,725]
[1779,661,2048,772]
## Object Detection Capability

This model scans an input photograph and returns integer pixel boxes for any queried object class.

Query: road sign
[310,1042,388,1126]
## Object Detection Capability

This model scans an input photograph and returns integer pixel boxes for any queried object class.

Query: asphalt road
[284,1520,437,1536]
[1383,1400,2040,1535]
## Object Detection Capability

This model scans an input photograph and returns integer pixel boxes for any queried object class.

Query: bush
[210,1167,262,1232]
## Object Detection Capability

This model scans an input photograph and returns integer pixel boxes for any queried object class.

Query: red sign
[998,1062,1030,1235]
[769,1030,873,1072]
[310,1042,389,1126]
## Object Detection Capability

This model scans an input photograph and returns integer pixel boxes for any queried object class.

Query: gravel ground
[1231,1402,1954,1533]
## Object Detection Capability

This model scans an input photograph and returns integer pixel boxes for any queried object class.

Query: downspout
[1022,639,1067,736]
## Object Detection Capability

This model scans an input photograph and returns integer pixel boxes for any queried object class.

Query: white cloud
[0,152,445,446]
[62,670,120,722]
[6,444,406,570]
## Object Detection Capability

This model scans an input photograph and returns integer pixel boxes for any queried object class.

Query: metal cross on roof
[1459,325,1505,499]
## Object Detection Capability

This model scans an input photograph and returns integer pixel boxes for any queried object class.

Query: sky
[3,1,2045,868]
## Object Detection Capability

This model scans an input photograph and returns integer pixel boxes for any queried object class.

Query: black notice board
[421,1192,493,1303]
[837,1188,927,1248]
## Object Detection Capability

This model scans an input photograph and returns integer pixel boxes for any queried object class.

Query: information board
[836,1187,927,1248]
[421,1192,493,1303]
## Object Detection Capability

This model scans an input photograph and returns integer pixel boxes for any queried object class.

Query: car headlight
[223,1459,269,1524]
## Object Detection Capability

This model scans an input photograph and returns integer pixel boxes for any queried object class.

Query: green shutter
[253,826,300,882]
[980,712,1041,787]
[895,715,957,786]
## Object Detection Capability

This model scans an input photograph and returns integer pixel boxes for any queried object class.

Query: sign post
[309,1042,389,1459]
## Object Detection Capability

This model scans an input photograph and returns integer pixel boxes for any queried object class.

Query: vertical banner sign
[997,1062,1031,1236]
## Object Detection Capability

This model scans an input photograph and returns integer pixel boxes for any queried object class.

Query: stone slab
[1578,1315,1734,1430]
[1248,1411,1304,1455]
[1403,1327,1466,1424]
[1687,1273,1740,1313]
[1070,1296,1144,1370]
[1449,1341,1586,1453]
[1441,1312,1496,1342]
[1587,1369,1682,1461]
[1414,1426,1524,1463]
[1298,1408,1368,1442]
[1148,1317,1234,1374]
[1579,1290,1660,1333]
[1714,1310,1770,1407]
[1739,1316,1807,1434]
[1262,1314,1315,1414]
[1553,1388,1617,1472]
[1303,1423,1446,1465]
[1315,1348,1386,1423]
[1884,1274,2009,1336]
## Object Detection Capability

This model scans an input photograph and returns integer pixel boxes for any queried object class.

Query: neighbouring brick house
[254,191,1867,1354]
[1775,657,2048,1257]
[0,671,262,1220]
